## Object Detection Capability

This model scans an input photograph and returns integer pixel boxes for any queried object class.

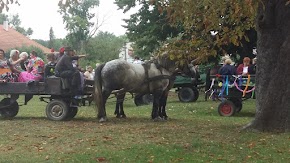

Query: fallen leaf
[248,142,256,148]
[95,157,106,162]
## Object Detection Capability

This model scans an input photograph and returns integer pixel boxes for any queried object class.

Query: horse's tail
[94,63,105,118]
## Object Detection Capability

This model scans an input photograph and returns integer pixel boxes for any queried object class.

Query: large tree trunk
[245,0,290,132]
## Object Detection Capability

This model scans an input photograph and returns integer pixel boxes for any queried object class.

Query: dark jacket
[218,64,236,75]
[55,54,75,75]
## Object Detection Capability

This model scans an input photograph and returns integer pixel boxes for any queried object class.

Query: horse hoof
[121,115,127,118]
[152,117,162,122]
[99,117,107,123]
[116,115,121,118]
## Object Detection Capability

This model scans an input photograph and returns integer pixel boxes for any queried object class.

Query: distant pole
[124,42,127,61]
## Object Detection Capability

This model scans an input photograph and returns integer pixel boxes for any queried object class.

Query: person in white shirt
[84,65,94,80]
[132,56,143,64]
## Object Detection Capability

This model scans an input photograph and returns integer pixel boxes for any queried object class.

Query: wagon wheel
[0,98,19,118]
[178,87,197,102]
[66,107,78,120]
[218,100,236,116]
[134,94,152,106]
[46,100,69,121]
[230,98,243,113]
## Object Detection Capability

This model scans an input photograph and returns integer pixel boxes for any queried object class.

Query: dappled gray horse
[94,54,192,122]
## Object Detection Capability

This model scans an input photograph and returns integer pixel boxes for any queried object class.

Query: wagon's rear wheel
[134,94,153,106]
[0,98,19,118]
[178,87,199,102]
[142,94,153,105]
[46,100,69,121]
[218,100,236,116]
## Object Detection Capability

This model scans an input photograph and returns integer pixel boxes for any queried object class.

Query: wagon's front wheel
[218,100,236,117]
[230,98,243,113]
[46,100,69,121]
[66,107,78,120]
[0,98,19,118]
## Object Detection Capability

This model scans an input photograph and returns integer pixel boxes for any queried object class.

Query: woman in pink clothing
[18,51,45,82]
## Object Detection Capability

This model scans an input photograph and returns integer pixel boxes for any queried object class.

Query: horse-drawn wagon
[0,77,94,121]
[208,74,255,116]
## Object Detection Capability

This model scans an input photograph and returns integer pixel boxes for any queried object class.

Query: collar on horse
[143,61,175,81]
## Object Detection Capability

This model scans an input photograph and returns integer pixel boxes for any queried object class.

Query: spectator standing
[84,66,94,80]
[132,56,143,64]
[248,57,257,74]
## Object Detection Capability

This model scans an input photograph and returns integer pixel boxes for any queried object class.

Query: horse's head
[155,53,197,78]
[155,53,177,73]
[180,62,197,78]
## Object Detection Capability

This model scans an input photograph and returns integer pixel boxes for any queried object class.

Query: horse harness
[142,61,175,92]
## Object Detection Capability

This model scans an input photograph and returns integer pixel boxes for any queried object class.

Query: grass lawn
[0,92,289,163]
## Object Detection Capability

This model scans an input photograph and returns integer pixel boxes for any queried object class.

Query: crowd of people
[0,47,92,96]
[218,56,257,76]
[0,49,45,83]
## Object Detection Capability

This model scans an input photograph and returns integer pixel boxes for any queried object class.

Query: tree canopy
[115,0,182,58]
[157,0,258,63]
[115,0,257,63]
[58,0,100,51]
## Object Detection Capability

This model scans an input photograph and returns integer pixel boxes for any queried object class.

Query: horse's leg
[98,89,111,122]
[159,91,169,120]
[119,93,126,118]
[114,95,120,117]
[115,93,126,118]
[151,91,162,120]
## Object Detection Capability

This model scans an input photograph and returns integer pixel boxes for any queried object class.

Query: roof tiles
[0,25,51,53]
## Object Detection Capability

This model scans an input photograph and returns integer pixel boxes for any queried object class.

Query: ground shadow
[235,111,255,118]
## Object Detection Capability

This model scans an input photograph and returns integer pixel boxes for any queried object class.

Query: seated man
[55,47,85,94]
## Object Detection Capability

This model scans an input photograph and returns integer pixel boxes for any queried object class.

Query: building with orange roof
[0,24,51,53]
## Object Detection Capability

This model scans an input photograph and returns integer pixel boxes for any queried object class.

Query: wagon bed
[0,77,94,120]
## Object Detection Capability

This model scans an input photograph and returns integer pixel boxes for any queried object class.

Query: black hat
[64,47,73,51]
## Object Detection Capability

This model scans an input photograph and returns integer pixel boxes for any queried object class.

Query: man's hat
[59,47,65,53]
[64,47,73,52]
